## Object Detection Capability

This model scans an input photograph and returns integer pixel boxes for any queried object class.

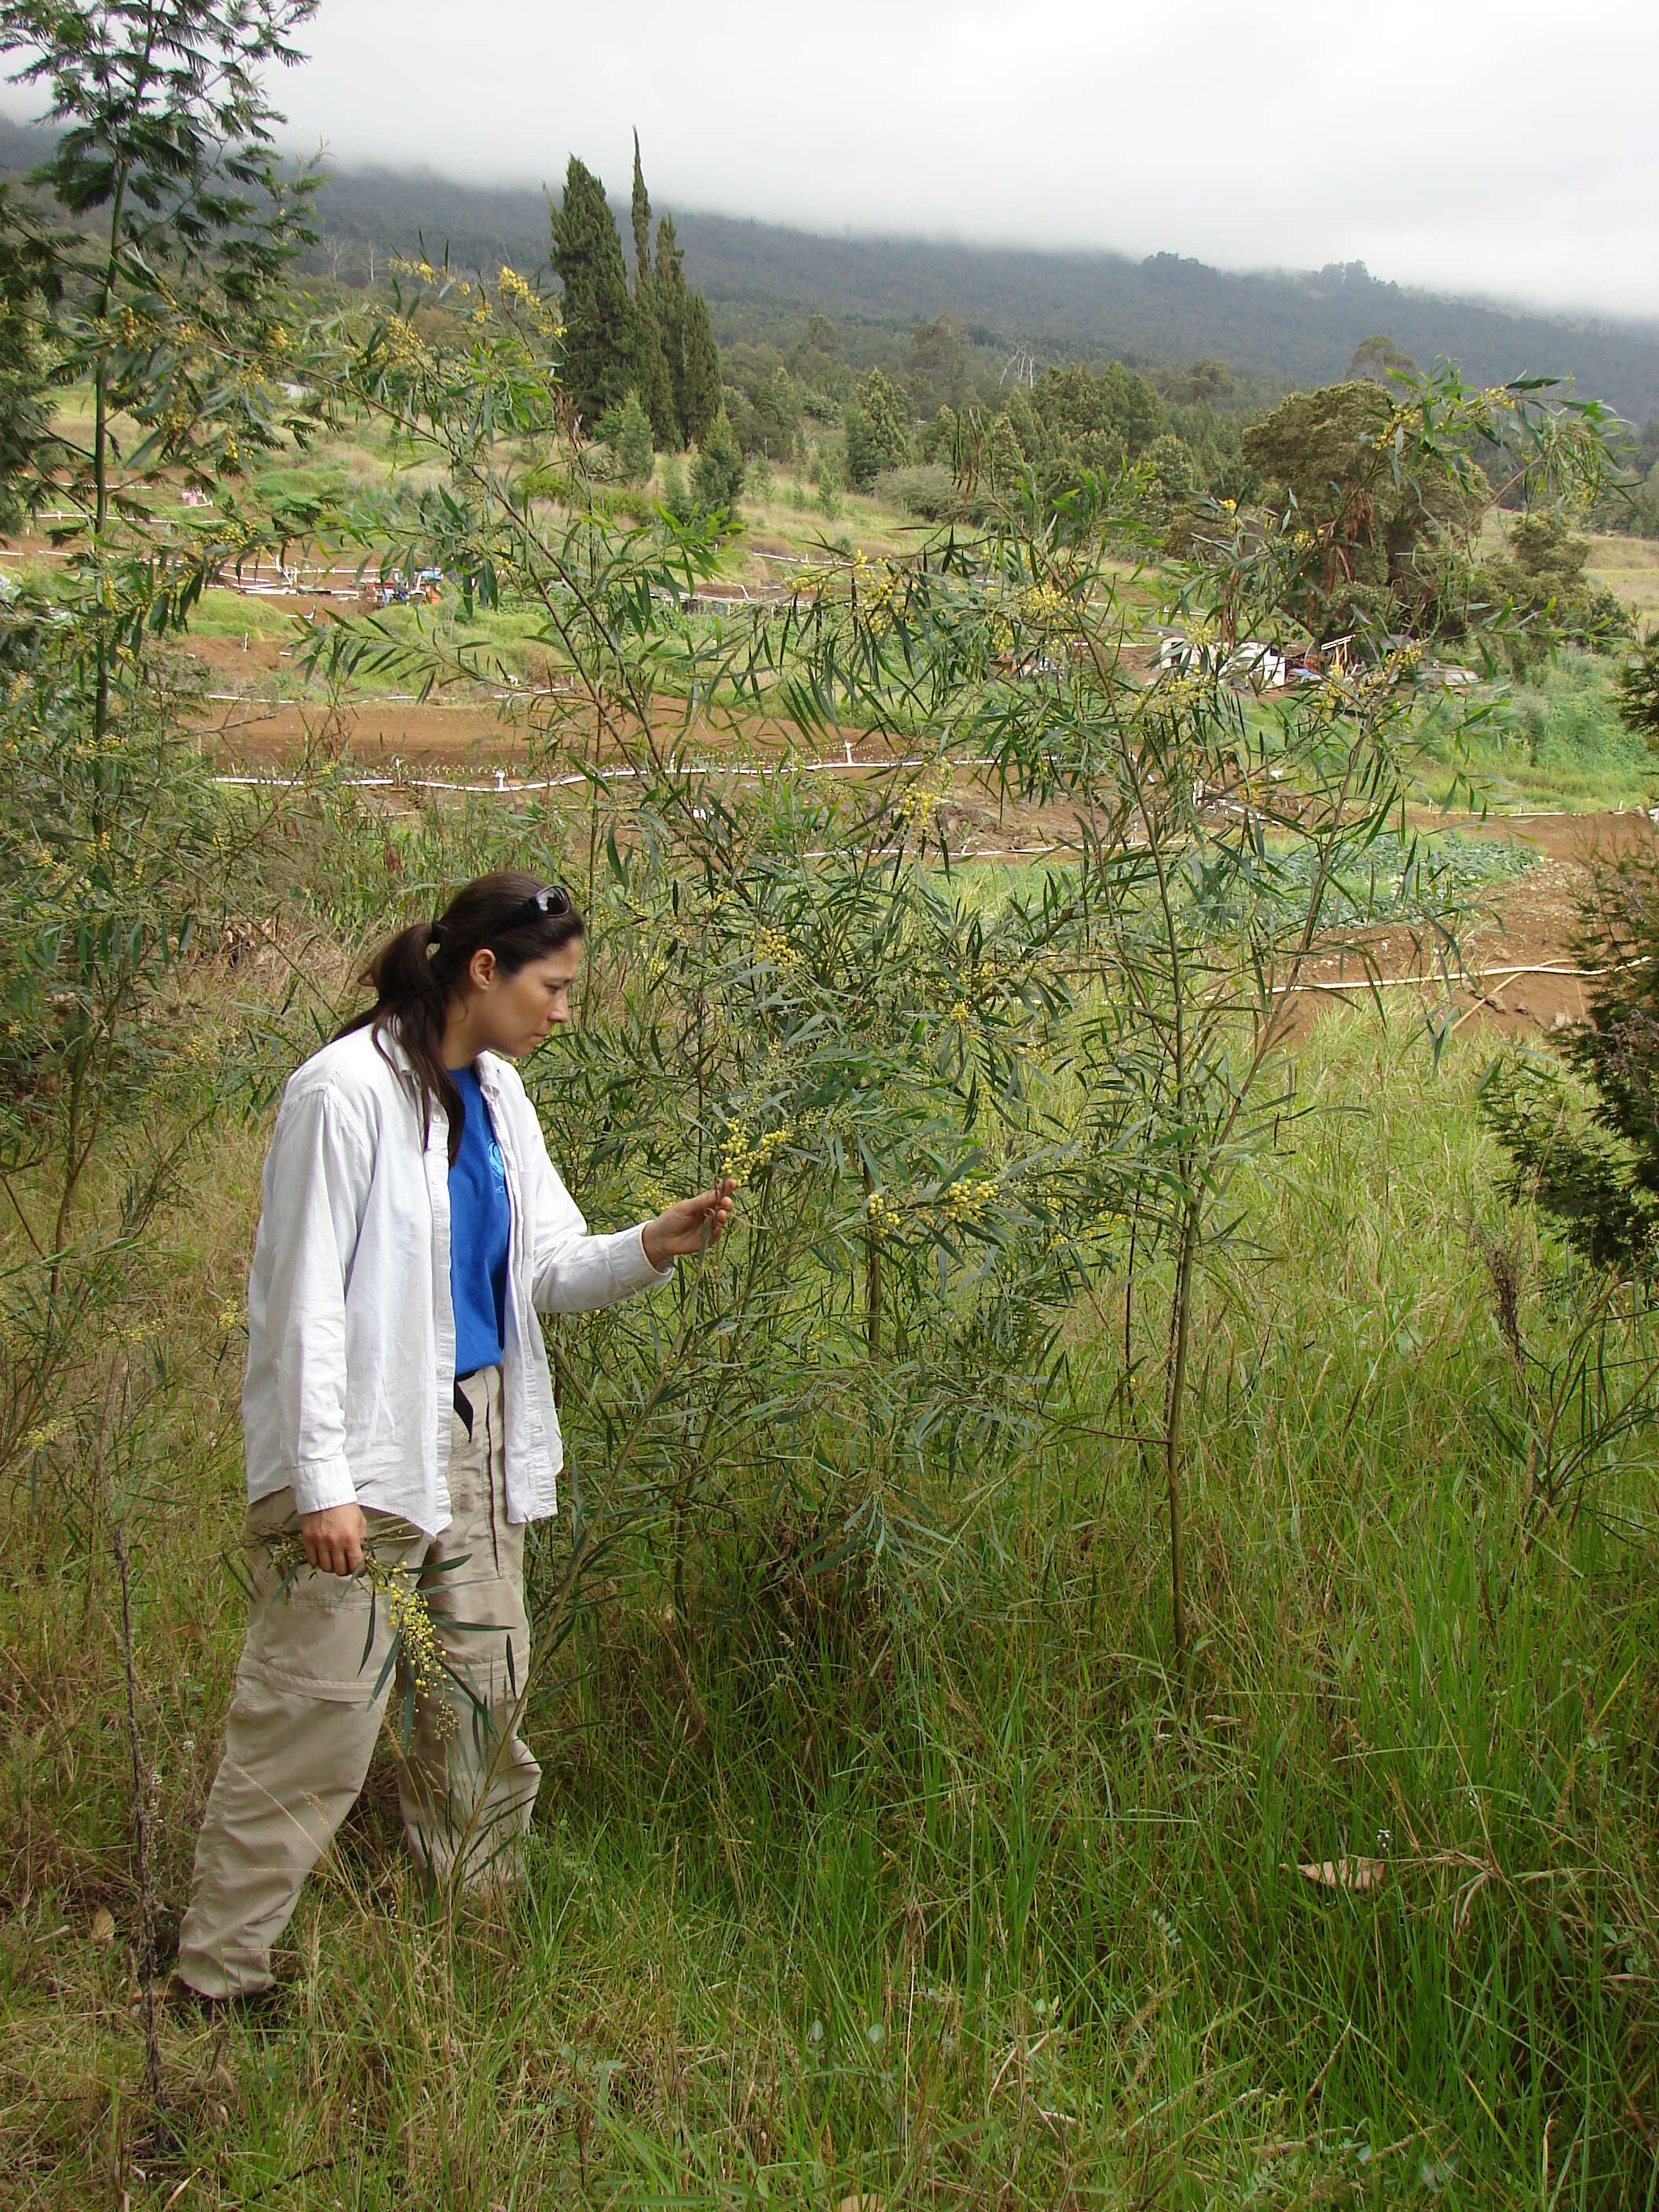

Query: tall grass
[1418,652,1650,813]
[4,999,1655,2207]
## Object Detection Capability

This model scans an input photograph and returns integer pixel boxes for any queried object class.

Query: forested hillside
[3,112,1655,416]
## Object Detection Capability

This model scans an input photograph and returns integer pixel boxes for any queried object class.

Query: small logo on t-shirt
[487,1138,506,1190]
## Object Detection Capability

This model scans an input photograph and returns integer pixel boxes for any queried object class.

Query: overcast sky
[9,1,1657,320]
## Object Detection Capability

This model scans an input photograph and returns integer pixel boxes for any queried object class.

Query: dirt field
[1286,808,1653,1038]
[202,671,1643,1038]
[16,541,1643,1040]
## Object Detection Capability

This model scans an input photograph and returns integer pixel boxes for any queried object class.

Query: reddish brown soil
[1284,810,1654,1040]
[195,682,906,775]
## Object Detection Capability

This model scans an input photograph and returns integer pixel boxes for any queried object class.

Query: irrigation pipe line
[209,751,978,796]
[1276,962,1610,998]
[198,727,1623,828]
[207,730,1024,788]
[202,686,577,710]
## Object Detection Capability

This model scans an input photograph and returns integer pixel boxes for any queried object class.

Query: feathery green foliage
[628,132,678,449]
[690,404,744,516]
[549,155,635,430]
[679,287,721,449]
[613,386,654,486]
[1617,626,1659,746]
[843,366,910,491]
[654,208,688,442]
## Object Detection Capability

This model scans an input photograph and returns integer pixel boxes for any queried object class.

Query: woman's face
[464,939,584,1059]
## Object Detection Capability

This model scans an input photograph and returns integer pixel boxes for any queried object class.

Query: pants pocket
[237,1505,424,1703]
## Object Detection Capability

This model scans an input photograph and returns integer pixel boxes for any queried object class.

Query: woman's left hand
[643,1179,738,1267]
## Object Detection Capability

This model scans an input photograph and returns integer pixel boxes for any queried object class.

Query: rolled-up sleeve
[258,1086,372,1514]
[523,1112,675,1313]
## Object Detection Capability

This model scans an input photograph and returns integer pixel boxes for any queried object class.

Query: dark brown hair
[339,871,584,1163]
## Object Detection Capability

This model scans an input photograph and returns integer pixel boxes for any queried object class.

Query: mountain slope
[4,118,1654,421]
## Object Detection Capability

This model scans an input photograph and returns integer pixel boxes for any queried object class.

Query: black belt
[453,1375,474,1437]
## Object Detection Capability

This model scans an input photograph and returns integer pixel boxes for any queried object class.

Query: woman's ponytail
[337,873,584,1163]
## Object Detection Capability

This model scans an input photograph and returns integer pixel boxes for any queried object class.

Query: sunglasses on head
[500,884,573,932]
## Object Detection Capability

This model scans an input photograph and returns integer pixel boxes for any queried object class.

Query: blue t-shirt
[448,1064,511,1378]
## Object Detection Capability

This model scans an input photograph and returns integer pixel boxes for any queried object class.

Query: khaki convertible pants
[177,1367,539,2000]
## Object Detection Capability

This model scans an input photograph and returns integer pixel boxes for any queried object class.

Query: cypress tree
[629,130,653,293]
[680,291,722,451]
[628,133,679,449]
[549,156,634,430]
[656,213,688,438]
[0,193,54,533]
[692,405,745,515]
[615,388,654,485]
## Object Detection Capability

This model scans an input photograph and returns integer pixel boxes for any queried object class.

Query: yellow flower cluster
[859,560,905,636]
[939,1175,998,1227]
[952,957,1005,1006]
[865,1188,904,1232]
[753,925,805,976]
[947,1000,972,1027]
[498,266,532,299]
[381,317,431,372]
[716,1122,792,1188]
[1139,673,1204,715]
[896,767,950,830]
[1019,580,1075,632]
[379,1562,450,1728]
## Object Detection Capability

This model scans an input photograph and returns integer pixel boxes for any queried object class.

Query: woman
[177,872,734,2002]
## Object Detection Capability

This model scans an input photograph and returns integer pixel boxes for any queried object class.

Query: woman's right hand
[643,1179,738,1267]
[298,1502,368,1577]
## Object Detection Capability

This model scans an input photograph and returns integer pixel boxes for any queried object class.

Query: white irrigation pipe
[1278,963,1604,998]
[212,752,939,794]
[202,687,577,710]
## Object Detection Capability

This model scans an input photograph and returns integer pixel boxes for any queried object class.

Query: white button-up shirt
[242,1025,673,1534]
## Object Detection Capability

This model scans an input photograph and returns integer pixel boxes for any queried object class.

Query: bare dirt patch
[1288,809,1655,1039]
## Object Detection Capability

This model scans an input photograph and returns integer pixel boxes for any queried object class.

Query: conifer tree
[628,131,653,291]
[0,189,54,533]
[615,387,654,485]
[680,290,722,450]
[628,132,678,449]
[843,367,910,489]
[691,404,744,515]
[550,156,633,430]
[655,212,688,437]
